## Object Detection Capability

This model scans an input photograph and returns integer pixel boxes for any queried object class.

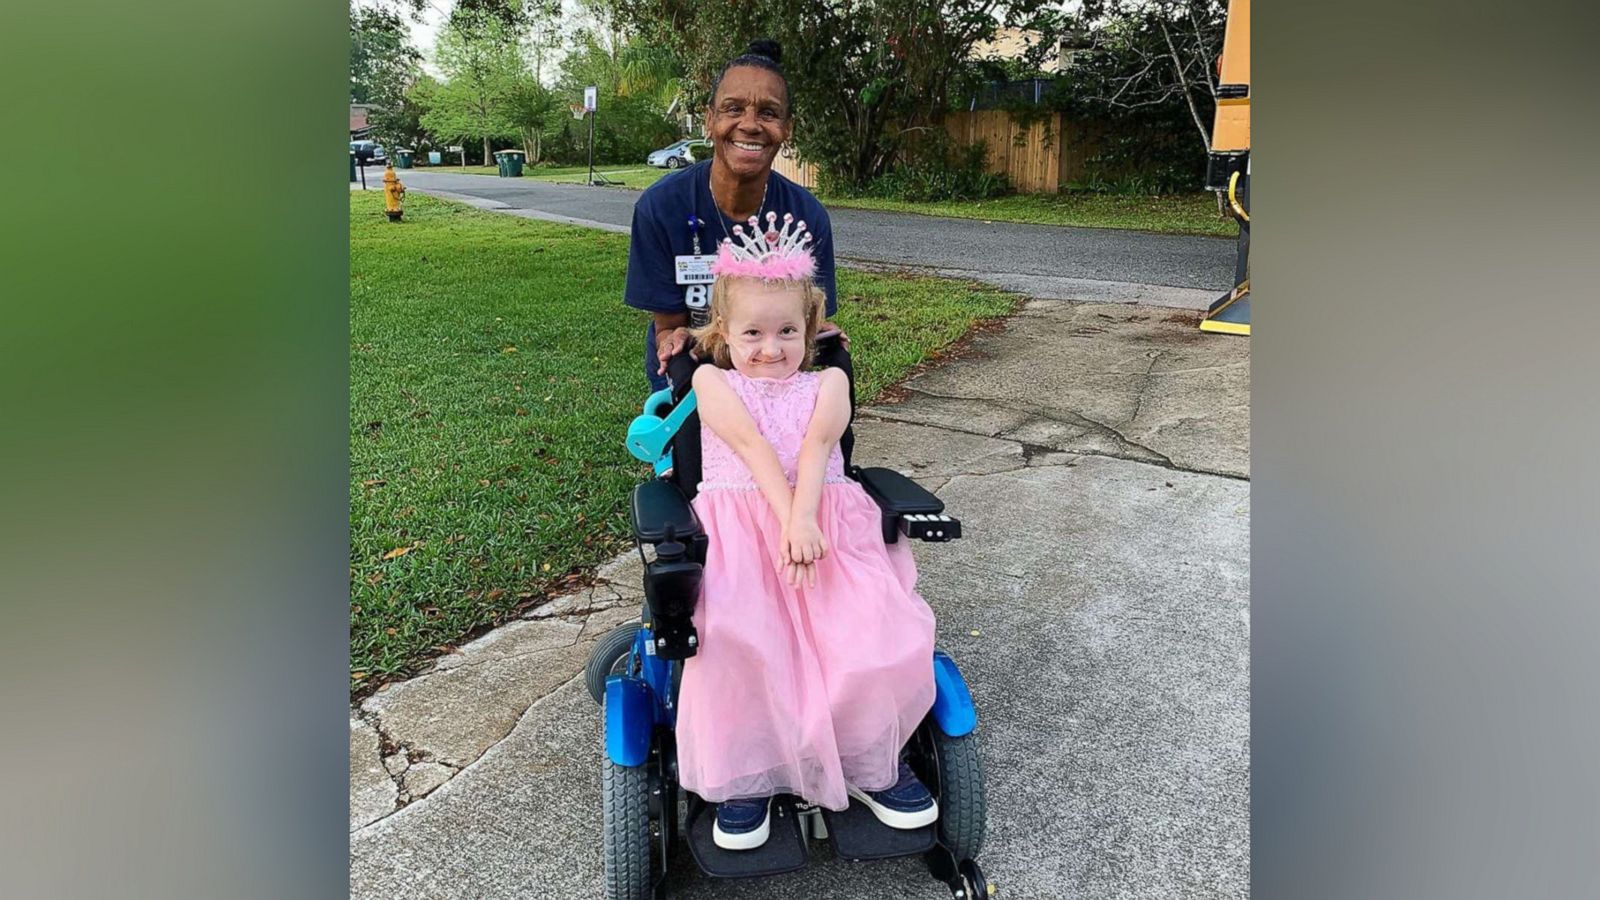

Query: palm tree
[617,44,693,133]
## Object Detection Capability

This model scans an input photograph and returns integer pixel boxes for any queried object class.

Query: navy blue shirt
[625,160,836,390]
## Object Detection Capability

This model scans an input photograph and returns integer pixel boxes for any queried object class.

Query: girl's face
[721,282,808,379]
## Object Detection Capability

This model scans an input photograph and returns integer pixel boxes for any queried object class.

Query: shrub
[836,135,1012,202]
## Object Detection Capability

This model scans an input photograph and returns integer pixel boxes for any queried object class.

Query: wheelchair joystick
[644,526,702,660]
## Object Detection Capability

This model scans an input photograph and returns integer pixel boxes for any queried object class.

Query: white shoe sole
[847,785,939,830]
[712,799,771,851]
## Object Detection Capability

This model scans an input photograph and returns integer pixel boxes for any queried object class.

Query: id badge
[674,254,716,285]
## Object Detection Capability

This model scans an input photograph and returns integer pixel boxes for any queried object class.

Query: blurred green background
[1,2,348,897]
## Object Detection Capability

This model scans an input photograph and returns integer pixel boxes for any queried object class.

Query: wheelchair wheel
[930,727,986,862]
[586,623,642,704]
[602,754,653,900]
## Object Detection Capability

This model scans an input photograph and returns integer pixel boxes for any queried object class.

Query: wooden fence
[771,149,818,190]
[770,110,1105,195]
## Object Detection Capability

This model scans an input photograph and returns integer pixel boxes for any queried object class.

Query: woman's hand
[655,327,691,374]
[817,320,850,349]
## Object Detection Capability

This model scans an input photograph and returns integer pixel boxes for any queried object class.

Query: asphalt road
[387,169,1236,308]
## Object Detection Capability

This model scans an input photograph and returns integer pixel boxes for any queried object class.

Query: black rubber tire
[933,729,987,862]
[602,754,653,900]
[667,156,684,169]
[586,623,642,704]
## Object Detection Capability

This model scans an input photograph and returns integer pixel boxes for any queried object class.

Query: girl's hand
[783,559,818,589]
[784,517,827,567]
[780,518,826,589]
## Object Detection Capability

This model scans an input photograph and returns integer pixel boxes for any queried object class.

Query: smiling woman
[620,40,841,394]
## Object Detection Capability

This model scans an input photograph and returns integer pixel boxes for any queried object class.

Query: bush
[1069,129,1202,195]
[836,135,1012,203]
[540,94,677,167]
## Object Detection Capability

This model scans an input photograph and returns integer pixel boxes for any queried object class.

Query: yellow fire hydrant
[383,161,405,222]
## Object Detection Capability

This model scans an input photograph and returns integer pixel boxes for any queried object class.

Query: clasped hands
[779,514,827,588]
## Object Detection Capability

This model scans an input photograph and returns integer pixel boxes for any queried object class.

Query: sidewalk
[349,297,1249,900]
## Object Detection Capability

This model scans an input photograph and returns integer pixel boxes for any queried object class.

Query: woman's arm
[692,366,795,524]
[787,369,851,572]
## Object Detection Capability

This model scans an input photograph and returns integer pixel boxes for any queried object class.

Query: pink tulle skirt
[675,482,936,812]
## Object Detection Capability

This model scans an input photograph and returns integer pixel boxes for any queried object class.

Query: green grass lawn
[350,192,1015,686]
[818,191,1235,237]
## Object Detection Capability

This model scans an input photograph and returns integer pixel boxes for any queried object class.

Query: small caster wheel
[959,859,991,897]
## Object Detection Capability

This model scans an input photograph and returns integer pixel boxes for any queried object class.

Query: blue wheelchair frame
[606,642,976,769]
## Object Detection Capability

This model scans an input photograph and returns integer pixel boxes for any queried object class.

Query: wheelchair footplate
[819,801,936,861]
[684,794,809,878]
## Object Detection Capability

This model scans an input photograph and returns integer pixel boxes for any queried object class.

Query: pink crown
[709,211,816,281]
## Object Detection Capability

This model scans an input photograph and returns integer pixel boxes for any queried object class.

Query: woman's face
[707,66,792,181]
[722,282,808,380]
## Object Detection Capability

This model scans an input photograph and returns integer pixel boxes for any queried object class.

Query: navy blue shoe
[847,762,939,829]
[713,796,772,850]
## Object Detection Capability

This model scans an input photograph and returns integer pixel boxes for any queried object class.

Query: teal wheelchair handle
[624,388,697,474]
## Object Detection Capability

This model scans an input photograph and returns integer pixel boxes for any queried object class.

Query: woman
[622,39,842,393]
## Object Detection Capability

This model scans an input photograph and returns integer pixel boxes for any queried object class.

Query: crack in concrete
[423,631,586,676]
[902,386,1176,466]
[354,708,407,817]
[867,388,1248,481]
[351,619,613,831]
[351,670,592,837]
[1129,350,1166,426]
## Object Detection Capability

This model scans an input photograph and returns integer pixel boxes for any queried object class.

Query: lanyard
[686,215,706,255]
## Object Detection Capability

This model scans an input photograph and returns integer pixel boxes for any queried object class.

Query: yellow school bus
[1202,0,1250,335]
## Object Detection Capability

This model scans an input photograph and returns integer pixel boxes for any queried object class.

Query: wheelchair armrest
[630,479,706,660]
[631,479,704,548]
[853,466,963,544]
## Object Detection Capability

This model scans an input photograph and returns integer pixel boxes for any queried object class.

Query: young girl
[675,213,939,851]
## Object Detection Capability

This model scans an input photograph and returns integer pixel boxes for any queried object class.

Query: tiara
[709,211,816,281]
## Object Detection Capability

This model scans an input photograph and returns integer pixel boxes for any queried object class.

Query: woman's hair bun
[747,39,782,65]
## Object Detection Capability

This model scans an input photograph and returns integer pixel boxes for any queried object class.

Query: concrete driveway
[349,299,1249,900]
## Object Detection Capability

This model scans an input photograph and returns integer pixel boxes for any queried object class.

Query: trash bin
[395,149,414,169]
[493,151,508,177]
[349,151,357,183]
[428,151,442,165]
[502,150,525,177]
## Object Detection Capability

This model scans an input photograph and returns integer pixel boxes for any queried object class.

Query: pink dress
[674,369,936,812]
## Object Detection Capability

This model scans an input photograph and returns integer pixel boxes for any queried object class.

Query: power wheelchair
[585,337,992,899]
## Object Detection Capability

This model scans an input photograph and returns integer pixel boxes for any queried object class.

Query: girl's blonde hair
[688,276,828,370]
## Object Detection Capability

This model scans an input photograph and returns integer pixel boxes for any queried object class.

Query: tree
[502,75,559,163]
[424,3,526,164]
[547,30,678,165]
[617,43,689,127]
[350,5,423,148]
[607,0,1061,189]
[1075,0,1226,159]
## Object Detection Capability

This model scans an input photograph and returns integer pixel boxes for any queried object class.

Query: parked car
[647,139,709,169]
[350,140,387,165]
